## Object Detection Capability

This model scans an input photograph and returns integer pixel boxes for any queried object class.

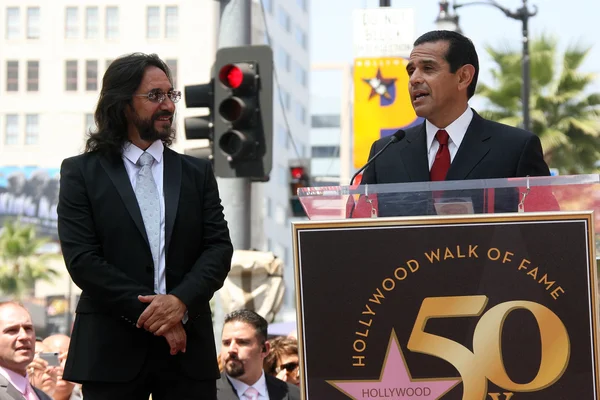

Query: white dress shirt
[122,140,166,295]
[425,106,474,170]
[227,371,270,400]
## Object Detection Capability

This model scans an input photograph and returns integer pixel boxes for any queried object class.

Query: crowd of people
[0,301,298,399]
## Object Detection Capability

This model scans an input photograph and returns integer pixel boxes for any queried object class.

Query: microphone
[349,130,406,186]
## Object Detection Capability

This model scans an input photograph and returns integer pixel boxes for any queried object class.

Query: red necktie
[430,129,450,181]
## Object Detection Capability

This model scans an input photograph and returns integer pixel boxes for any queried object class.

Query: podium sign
[293,212,598,399]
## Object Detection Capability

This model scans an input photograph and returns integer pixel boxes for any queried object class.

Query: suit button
[145,265,153,273]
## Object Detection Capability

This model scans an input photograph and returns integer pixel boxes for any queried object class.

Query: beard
[224,358,245,378]
[132,110,174,142]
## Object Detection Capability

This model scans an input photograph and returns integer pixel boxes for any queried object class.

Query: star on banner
[362,68,396,100]
[327,330,460,399]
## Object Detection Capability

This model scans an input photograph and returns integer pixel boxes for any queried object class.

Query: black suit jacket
[57,147,233,383]
[0,374,52,400]
[360,110,550,215]
[216,373,300,400]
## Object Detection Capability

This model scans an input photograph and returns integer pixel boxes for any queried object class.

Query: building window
[165,6,178,39]
[6,7,20,39]
[295,63,307,87]
[85,113,95,135]
[296,0,307,12]
[277,47,291,73]
[166,59,177,87]
[5,115,19,145]
[263,0,273,14]
[295,102,306,124]
[86,60,97,91]
[6,61,18,92]
[311,114,341,128]
[27,7,40,39]
[25,114,39,145]
[295,26,307,50]
[27,61,39,92]
[277,6,291,32]
[283,89,291,111]
[65,60,78,91]
[285,53,291,73]
[105,7,119,39]
[278,165,287,186]
[65,7,78,39]
[277,123,289,149]
[312,146,339,158]
[146,6,159,39]
[85,7,99,39]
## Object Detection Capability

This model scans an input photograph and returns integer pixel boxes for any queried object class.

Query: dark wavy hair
[85,53,175,158]
[414,30,479,99]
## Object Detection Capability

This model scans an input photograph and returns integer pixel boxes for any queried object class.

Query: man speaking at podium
[360,30,550,215]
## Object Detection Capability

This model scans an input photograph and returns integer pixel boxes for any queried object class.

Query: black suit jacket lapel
[399,124,430,182]
[266,374,289,400]
[446,111,491,180]
[99,155,149,246]
[163,148,181,258]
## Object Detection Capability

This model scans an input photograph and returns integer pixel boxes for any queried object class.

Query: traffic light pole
[217,0,252,251]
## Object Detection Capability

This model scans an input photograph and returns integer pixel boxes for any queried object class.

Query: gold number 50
[407,296,570,400]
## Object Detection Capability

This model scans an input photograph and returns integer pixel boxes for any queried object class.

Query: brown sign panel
[293,212,598,400]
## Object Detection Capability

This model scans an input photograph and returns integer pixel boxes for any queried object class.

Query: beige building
[0,0,310,324]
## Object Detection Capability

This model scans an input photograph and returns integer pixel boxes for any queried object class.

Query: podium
[292,174,599,400]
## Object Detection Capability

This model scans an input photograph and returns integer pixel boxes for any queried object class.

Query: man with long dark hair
[57,53,233,399]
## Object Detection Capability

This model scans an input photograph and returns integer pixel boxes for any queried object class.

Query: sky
[309,0,600,113]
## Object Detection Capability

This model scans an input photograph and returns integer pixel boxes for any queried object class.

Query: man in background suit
[57,53,233,399]
[217,310,300,400]
[0,302,52,400]
[360,30,549,215]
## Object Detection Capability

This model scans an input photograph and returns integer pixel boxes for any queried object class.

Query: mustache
[225,354,240,362]
[153,111,173,120]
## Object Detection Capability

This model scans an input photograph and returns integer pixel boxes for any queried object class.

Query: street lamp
[436,0,538,132]
[435,0,461,33]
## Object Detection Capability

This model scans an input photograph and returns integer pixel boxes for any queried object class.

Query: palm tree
[477,34,600,174]
[0,220,60,299]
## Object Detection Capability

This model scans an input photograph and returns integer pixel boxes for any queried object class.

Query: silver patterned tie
[134,152,160,271]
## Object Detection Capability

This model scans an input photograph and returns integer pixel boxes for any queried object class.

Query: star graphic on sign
[327,330,460,399]
[363,68,397,100]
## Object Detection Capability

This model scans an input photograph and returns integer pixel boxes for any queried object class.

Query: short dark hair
[224,310,268,344]
[85,52,175,158]
[414,30,479,99]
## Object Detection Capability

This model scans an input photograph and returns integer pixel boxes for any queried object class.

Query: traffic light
[289,164,310,217]
[184,81,213,161]
[213,45,273,180]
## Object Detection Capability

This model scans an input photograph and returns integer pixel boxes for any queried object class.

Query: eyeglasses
[276,362,299,373]
[134,89,181,104]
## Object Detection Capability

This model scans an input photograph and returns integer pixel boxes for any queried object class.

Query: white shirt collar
[425,106,474,151]
[226,370,269,399]
[122,140,164,165]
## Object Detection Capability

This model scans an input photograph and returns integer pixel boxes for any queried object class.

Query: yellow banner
[353,57,422,168]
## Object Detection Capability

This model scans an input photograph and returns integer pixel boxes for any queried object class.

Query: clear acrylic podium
[298,174,600,255]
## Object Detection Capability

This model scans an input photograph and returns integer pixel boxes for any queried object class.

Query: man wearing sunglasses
[217,310,300,400]
[57,53,233,399]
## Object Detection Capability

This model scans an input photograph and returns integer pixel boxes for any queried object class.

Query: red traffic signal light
[212,46,273,180]
[290,167,305,180]
[218,63,255,90]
